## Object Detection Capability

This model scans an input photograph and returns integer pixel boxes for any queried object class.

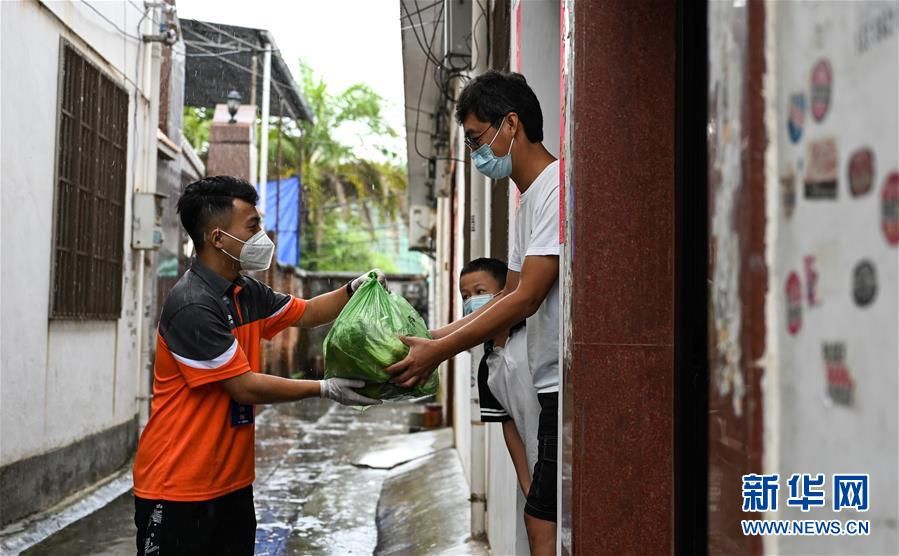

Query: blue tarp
[264,176,302,267]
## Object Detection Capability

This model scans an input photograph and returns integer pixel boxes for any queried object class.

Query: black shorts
[134,485,256,556]
[525,392,558,522]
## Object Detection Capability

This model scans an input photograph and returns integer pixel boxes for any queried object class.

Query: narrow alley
[2,0,897,554]
[9,400,480,555]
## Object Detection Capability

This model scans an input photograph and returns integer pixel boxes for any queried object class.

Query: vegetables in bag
[323,274,438,400]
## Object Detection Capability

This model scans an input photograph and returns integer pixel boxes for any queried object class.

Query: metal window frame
[50,38,129,320]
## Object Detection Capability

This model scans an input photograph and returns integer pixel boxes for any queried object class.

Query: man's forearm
[431,289,511,339]
[299,285,350,328]
[437,292,531,357]
[227,371,321,405]
[316,285,351,323]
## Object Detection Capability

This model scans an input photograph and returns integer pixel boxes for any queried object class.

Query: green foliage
[291,63,408,271]
[182,107,212,155]
[182,63,410,273]
[301,211,398,273]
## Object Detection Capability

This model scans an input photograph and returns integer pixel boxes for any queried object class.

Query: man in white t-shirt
[386,70,560,555]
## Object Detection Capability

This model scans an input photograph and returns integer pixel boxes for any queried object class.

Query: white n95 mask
[218,229,275,271]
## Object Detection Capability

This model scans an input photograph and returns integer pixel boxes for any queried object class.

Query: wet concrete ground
[18,398,423,556]
[376,449,489,556]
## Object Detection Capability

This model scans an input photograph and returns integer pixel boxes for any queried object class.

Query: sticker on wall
[810,59,833,122]
[848,147,876,197]
[852,259,877,307]
[882,171,899,246]
[786,272,802,335]
[787,92,805,143]
[781,169,797,219]
[805,138,839,199]
[823,342,854,407]
[804,256,819,306]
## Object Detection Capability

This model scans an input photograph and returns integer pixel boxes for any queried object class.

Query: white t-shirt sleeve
[508,231,522,272]
[525,184,560,258]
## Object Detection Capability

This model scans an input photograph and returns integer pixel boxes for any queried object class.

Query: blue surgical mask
[463,294,493,317]
[471,125,514,180]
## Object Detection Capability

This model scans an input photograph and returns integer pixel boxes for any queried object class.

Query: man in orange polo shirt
[133,176,381,555]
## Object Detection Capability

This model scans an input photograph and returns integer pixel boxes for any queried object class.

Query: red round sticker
[786,272,802,335]
[810,59,832,122]
[882,171,899,246]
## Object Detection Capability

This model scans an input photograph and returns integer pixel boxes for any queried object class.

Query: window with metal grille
[51,42,129,319]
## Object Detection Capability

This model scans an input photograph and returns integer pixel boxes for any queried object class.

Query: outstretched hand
[385,335,444,388]
[349,269,388,295]
[319,378,381,406]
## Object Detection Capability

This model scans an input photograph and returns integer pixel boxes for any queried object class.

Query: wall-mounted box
[132,192,168,250]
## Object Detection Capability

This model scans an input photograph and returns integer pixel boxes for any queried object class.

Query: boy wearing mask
[460,258,539,496]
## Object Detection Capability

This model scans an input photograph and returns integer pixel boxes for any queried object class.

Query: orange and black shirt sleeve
[238,276,306,339]
[160,302,251,387]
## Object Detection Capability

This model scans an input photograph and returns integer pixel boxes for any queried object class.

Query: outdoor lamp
[226,90,241,123]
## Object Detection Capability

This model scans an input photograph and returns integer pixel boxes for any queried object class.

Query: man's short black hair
[455,70,543,143]
[177,176,258,252]
[460,257,508,288]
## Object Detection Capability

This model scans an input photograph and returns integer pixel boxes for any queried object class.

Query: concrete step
[375,447,489,556]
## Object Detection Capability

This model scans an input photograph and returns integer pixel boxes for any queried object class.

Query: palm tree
[267,64,408,269]
[183,63,408,271]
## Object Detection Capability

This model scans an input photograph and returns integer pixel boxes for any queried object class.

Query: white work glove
[348,269,388,296]
[319,378,381,406]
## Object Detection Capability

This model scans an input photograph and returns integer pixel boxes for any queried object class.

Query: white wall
[766,2,898,554]
[517,0,561,158]
[486,422,530,555]
[1,0,155,465]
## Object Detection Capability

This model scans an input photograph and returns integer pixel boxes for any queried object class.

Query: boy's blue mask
[463,294,493,317]
[470,124,514,180]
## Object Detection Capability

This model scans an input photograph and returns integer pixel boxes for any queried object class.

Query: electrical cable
[190,18,275,54]
[80,0,141,41]
[400,0,472,165]
[401,0,444,67]
[470,0,489,71]
[407,0,444,161]
[182,44,258,58]
[484,0,490,69]
[127,0,145,15]
[400,0,443,22]
[191,18,260,49]
[400,18,441,33]
[181,28,298,93]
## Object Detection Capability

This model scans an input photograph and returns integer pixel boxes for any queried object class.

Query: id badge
[230,400,254,426]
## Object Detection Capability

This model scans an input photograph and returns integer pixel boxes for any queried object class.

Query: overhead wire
[180,28,299,94]
[79,0,142,41]
[400,0,443,22]
[190,18,272,52]
[398,0,473,165]
[128,1,152,226]
[401,18,441,33]
[407,0,443,162]
[400,0,444,68]
[182,45,258,58]
[471,0,490,73]
[187,17,291,66]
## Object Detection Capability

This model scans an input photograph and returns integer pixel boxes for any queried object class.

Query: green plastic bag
[323,273,439,401]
